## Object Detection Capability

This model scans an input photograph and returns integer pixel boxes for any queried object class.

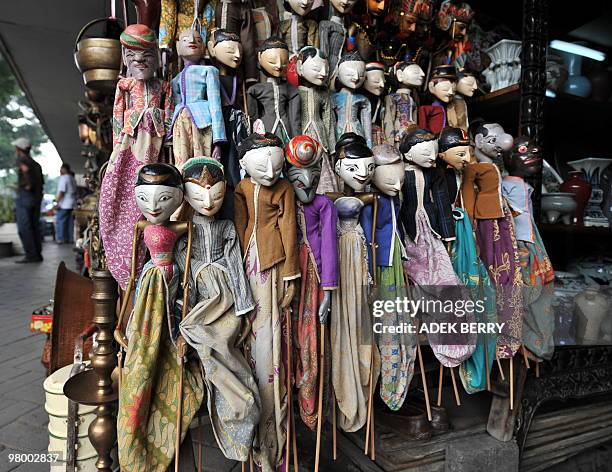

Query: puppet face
[298,54,329,86]
[405,140,438,168]
[373,162,405,196]
[506,139,542,177]
[240,146,285,186]
[258,47,289,78]
[440,145,471,170]
[176,29,206,63]
[397,63,425,87]
[364,69,385,96]
[185,181,226,216]
[209,39,242,69]
[456,75,477,97]
[331,0,358,14]
[368,0,385,16]
[287,166,321,203]
[135,185,183,224]
[428,79,455,102]
[335,157,375,191]
[288,0,315,16]
[474,123,513,162]
[123,47,158,80]
[337,60,366,89]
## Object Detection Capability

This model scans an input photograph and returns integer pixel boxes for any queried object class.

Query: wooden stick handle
[314,324,326,472]
[509,357,514,411]
[450,367,461,406]
[416,321,432,421]
[484,342,491,391]
[437,364,444,406]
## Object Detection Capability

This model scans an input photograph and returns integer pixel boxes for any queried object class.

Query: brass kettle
[74,18,123,94]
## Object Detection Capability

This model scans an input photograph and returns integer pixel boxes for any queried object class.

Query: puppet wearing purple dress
[285,135,338,430]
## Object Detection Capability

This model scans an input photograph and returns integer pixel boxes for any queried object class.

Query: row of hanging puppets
[97,14,552,472]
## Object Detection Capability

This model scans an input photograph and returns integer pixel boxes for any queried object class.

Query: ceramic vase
[484,39,522,92]
[560,171,592,225]
[568,158,612,227]
[574,287,609,344]
[561,51,591,98]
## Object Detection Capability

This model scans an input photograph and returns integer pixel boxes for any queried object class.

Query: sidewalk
[0,242,75,472]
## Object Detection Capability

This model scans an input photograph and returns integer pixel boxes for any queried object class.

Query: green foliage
[0,54,47,171]
[45,176,60,196]
[0,194,15,224]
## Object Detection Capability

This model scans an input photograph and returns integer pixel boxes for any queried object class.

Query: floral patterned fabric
[475,205,524,359]
[159,0,216,49]
[331,198,380,433]
[245,239,287,472]
[403,211,476,367]
[118,264,204,472]
[100,110,165,289]
[377,238,415,410]
[171,108,213,168]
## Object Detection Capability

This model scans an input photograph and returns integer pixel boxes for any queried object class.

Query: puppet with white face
[234,132,299,472]
[361,143,415,411]
[284,135,338,429]
[363,62,386,144]
[332,51,373,148]
[319,0,359,76]
[327,131,381,433]
[169,28,226,167]
[174,157,262,464]
[296,46,339,193]
[280,0,319,58]
[115,162,205,472]
[417,64,457,135]
[447,70,478,131]
[383,61,425,145]
[247,38,301,144]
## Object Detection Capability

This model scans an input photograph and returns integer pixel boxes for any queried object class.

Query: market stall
[4,0,612,470]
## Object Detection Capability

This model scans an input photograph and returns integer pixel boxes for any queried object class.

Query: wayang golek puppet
[399,128,476,375]
[361,144,416,411]
[502,138,555,362]
[383,60,425,145]
[99,24,173,290]
[438,127,497,395]
[447,69,477,131]
[115,163,203,472]
[418,64,457,135]
[434,0,474,67]
[327,133,380,451]
[175,157,262,463]
[207,29,250,216]
[460,125,523,402]
[296,46,338,193]
[169,26,226,167]
[319,0,359,77]
[247,37,301,144]
[363,62,386,146]
[284,136,338,471]
[234,133,300,472]
[332,51,373,148]
[280,0,319,84]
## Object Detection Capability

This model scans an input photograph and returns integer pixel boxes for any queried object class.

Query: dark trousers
[15,193,42,259]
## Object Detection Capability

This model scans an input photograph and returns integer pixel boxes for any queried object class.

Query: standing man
[55,164,77,244]
[13,137,44,263]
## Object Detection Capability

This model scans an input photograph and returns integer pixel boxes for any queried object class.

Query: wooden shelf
[472,84,520,106]
[541,223,612,236]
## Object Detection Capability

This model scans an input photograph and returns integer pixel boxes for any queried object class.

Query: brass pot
[75,38,121,72]
[74,18,123,93]
[82,69,120,93]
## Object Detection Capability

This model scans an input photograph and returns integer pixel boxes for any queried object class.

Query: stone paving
[0,241,75,472]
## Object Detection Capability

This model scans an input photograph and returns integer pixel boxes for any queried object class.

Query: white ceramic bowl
[541,192,577,224]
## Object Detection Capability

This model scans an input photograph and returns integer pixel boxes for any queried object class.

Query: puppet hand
[281,280,296,309]
[318,290,332,324]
